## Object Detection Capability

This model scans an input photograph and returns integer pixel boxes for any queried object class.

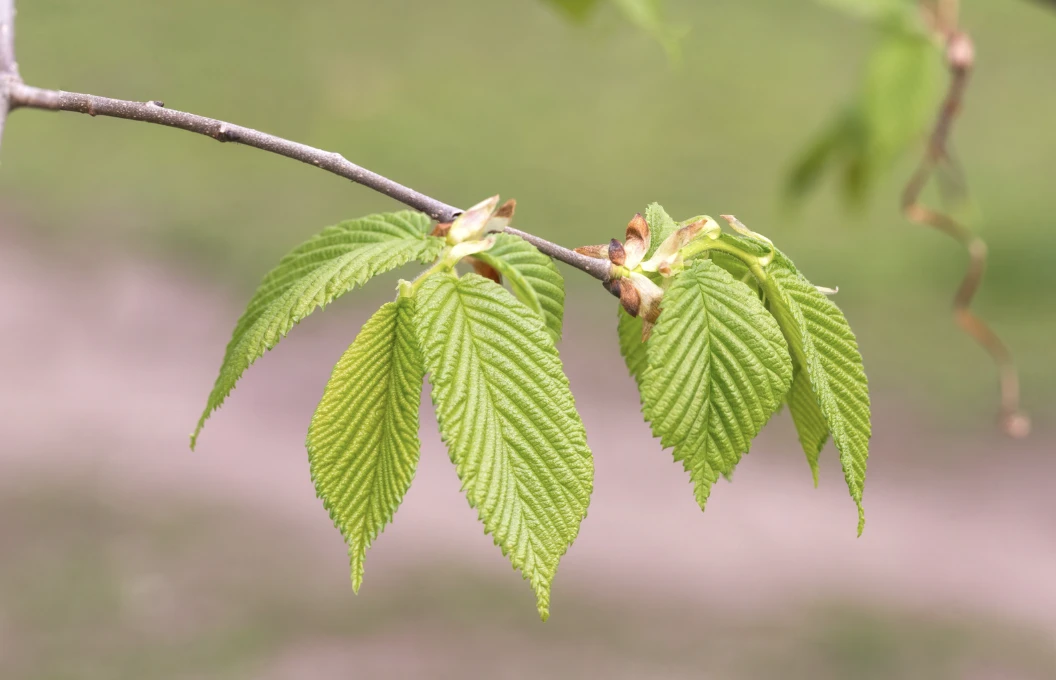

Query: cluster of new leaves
[193,203,590,621]
[193,199,871,620]
[604,205,871,532]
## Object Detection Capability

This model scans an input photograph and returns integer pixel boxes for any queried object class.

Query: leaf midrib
[455,286,586,519]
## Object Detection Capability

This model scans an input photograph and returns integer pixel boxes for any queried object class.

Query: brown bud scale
[469,257,503,284]
[574,244,610,260]
[619,281,641,317]
[494,199,516,221]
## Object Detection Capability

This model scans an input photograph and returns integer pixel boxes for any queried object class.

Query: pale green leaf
[761,254,871,534]
[617,306,648,389]
[306,298,424,593]
[192,211,444,448]
[641,260,793,509]
[785,23,940,207]
[710,251,757,290]
[787,371,829,486]
[643,203,678,259]
[474,233,566,343]
[863,29,942,167]
[415,273,593,620]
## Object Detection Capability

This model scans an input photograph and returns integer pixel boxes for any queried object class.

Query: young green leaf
[641,260,793,509]
[306,297,424,593]
[617,306,648,389]
[415,273,593,621]
[787,372,829,486]
[473,233,566,343]
[710,250,754,286]
[761,254,871,534]
[192,211,444,448]
[643,202,678,259]
[863,29,941,169]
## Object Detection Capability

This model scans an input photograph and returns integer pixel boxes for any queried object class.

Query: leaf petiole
[679,236,762,271]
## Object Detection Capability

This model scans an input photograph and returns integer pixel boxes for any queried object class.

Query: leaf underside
[787,370,829,486]
[192,211,444,448]
[474,232,566,343]
[415,273,593,621]
[642,260,792,509]
[617,306,648,389]
[765,255,871,534]
[306,298,424,593]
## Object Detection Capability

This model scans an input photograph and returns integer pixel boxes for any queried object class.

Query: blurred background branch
[8,85,463,223]
[901,1,1029,437]
[0,0,20,149]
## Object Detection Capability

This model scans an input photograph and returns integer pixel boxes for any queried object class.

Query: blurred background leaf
[544,0,683,57]
[786,9,943,207]
[612,0,683,59]
[542,0,604,22]
[814,0,921,28]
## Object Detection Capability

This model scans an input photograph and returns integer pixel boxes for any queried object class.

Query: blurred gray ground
[1,231,1054,679]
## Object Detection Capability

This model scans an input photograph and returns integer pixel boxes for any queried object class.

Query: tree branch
[0,0,613,284]
[8,84,463,224]
[503,227,614,281]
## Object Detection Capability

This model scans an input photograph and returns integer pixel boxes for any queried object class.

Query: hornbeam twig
[6,84,464,224]
[0,0,612,283]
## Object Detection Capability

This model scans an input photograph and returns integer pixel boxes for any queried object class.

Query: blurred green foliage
[545,0,682,57]
[786,19,942,206]
[0,0,1053,414]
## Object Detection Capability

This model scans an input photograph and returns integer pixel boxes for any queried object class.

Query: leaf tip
[190,401,219,450]
[856,503,865,537]
[189,417,207,451]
